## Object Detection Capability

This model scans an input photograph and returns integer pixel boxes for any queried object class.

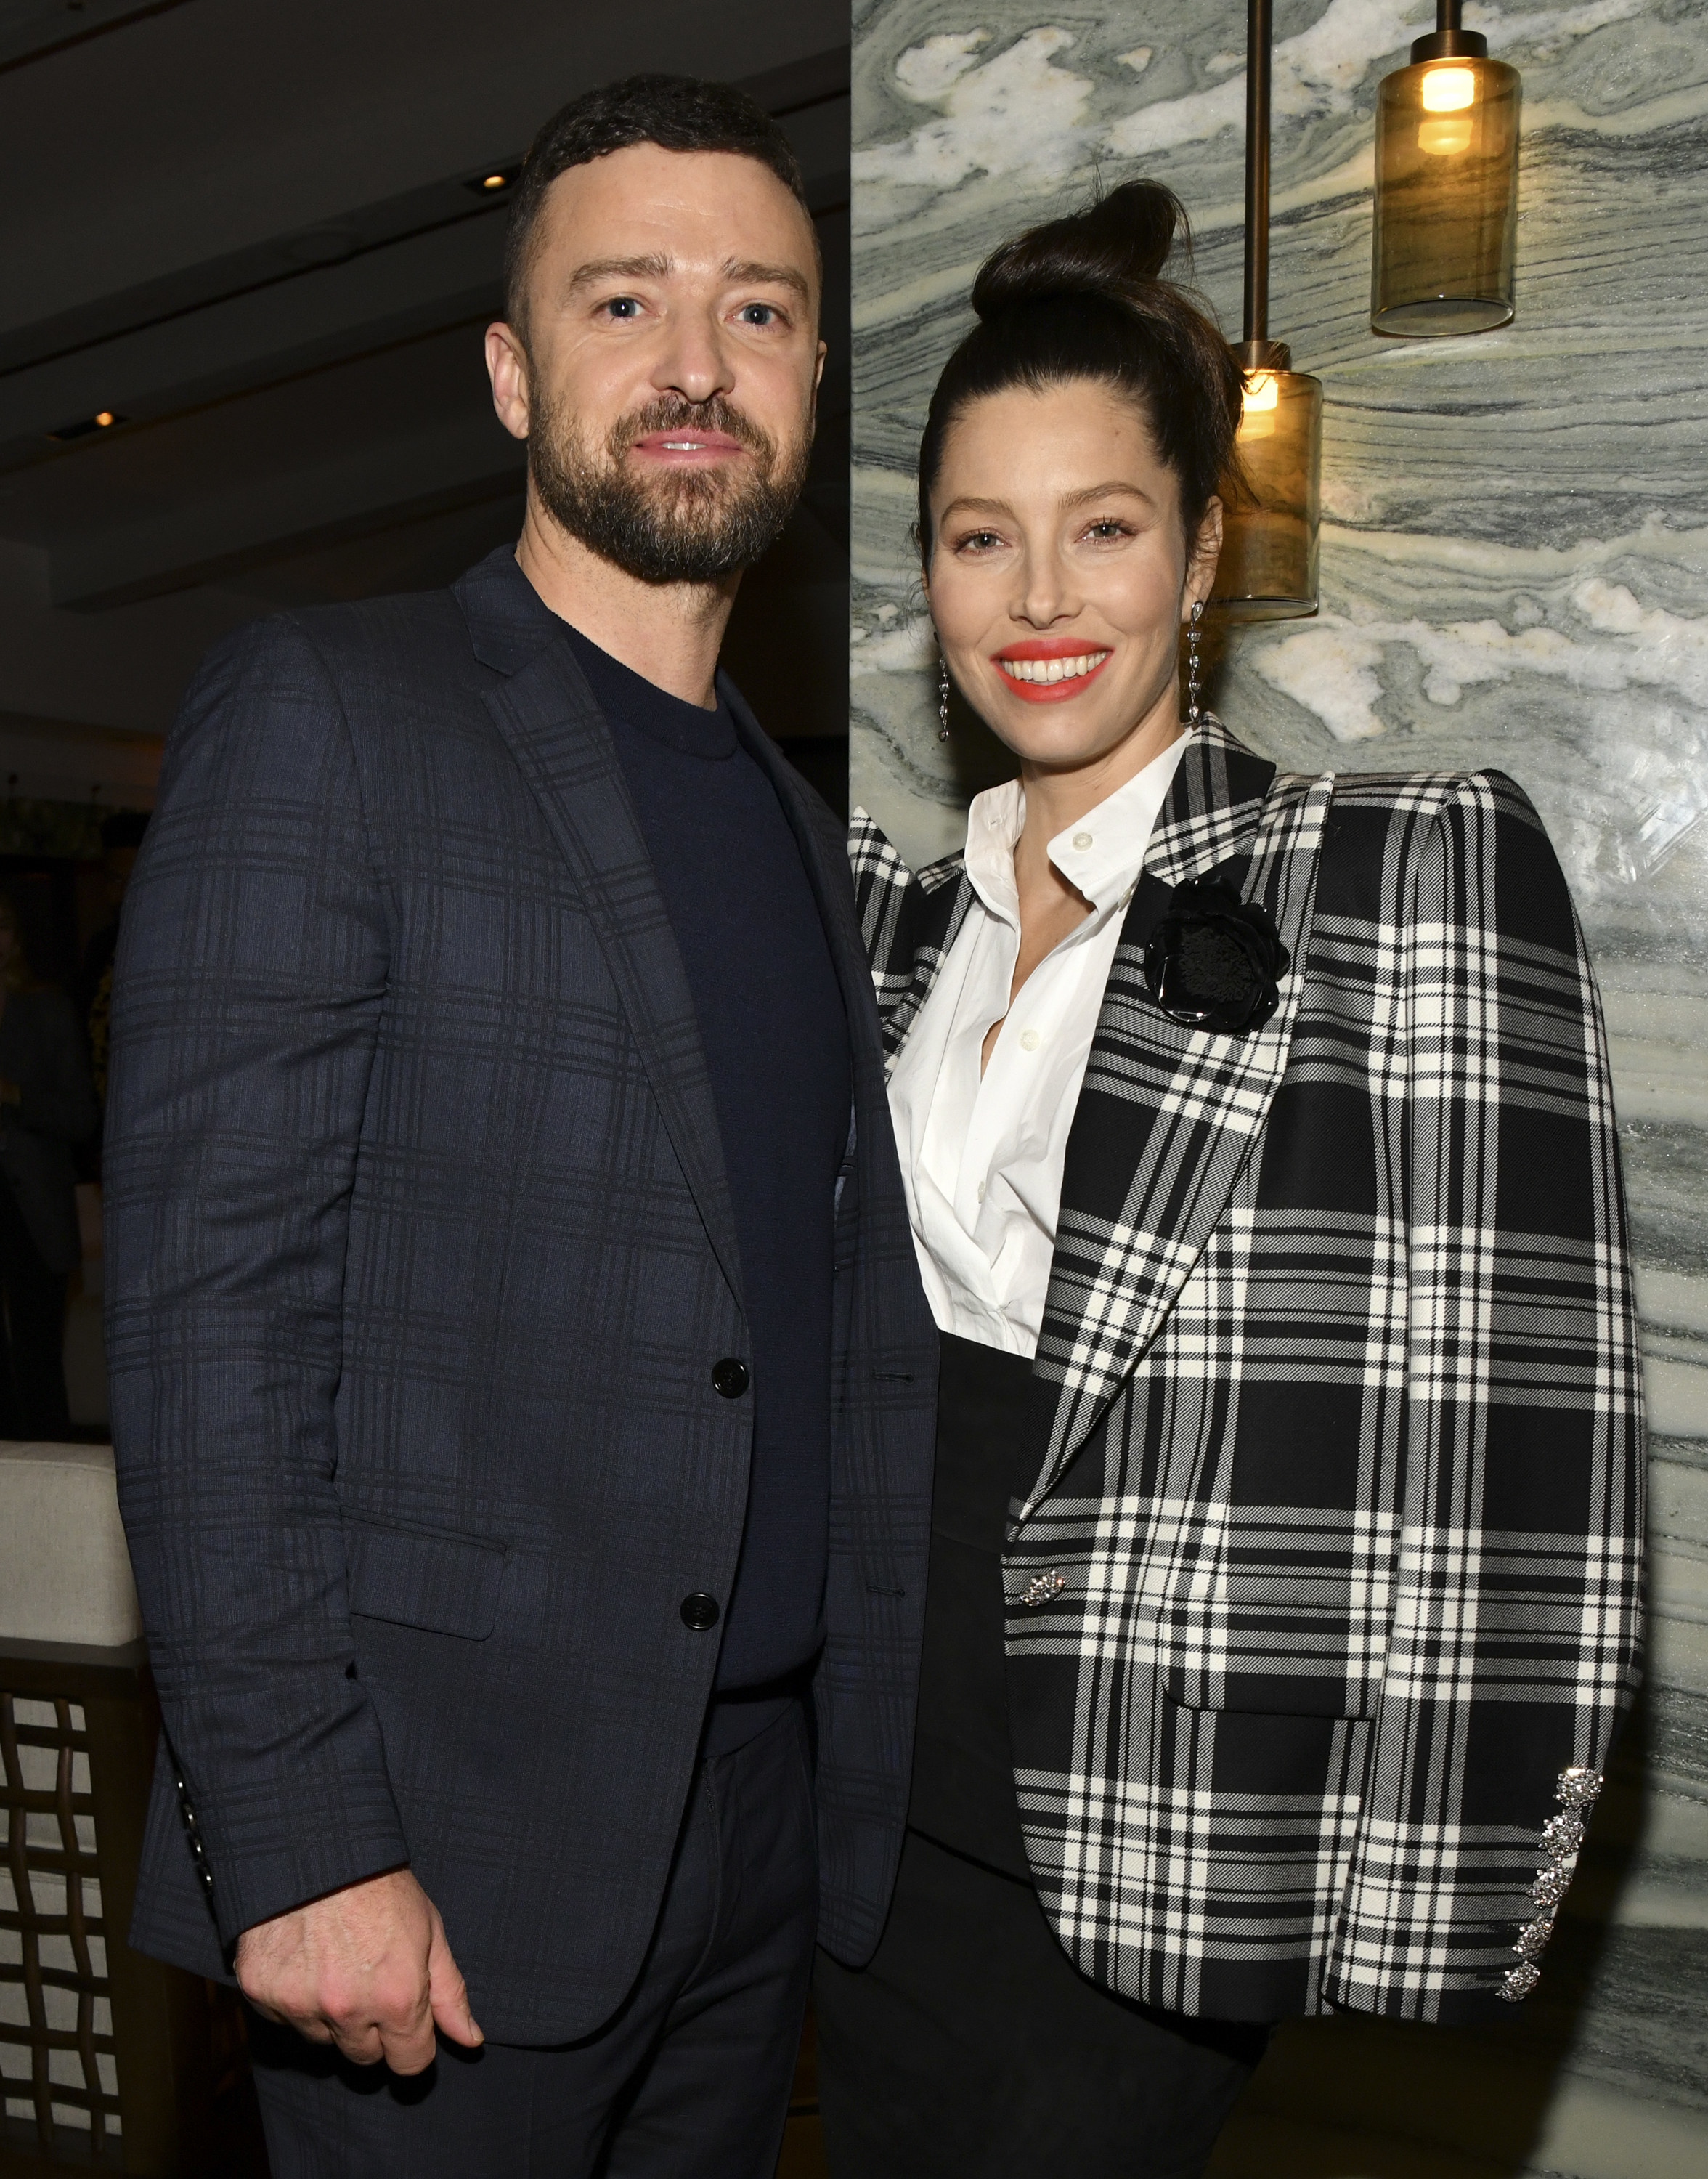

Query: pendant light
[1212,0,1322,621]
[1371,0,1520,335]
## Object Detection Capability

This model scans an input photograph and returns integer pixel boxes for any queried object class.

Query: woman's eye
[956,530,1004,553]
[1084,519,1131,543]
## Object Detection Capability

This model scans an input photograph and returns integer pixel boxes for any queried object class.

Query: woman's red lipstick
[991,638,1113,705]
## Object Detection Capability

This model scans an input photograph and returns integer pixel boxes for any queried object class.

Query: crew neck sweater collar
[560,620,736,761]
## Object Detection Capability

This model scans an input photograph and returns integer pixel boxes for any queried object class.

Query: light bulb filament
[1240,371,1279,441]
[1422,66,1476,112]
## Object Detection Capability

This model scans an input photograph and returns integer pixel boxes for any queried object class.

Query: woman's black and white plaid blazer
[851,715,1643,2024]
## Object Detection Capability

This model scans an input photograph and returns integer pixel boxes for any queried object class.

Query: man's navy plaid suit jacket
[104,547,938,2044]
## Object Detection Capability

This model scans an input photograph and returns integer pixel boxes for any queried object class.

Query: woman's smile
[991,638,1113,702]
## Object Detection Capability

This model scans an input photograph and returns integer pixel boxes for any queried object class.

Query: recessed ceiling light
[466,164,520,197]
[48,411,126,442]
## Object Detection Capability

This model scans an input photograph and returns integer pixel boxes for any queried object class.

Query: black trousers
[0,1181,69,1440]
[814,1334,1267,2178]
[250,1700,816,2178]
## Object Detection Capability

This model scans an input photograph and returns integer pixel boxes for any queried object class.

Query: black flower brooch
[1142,875,1290,1035]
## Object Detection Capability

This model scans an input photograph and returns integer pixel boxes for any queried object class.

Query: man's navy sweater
[564,623,850,1716]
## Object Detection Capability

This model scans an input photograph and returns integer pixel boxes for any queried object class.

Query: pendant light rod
[1413,0,1486,61]
[1242,0,1272,348]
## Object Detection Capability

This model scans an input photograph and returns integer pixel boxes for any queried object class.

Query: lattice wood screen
[0,1690,123,2154]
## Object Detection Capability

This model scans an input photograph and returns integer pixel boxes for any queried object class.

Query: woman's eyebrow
[938,496,1014,521]
[1060,479,1158,509]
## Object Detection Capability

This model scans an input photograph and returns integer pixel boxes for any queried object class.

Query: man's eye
[737,303,778,325]
[603,296,643,320]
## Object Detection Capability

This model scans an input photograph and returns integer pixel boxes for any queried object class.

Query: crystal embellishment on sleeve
[1555,1766,1603,1811]
[1541,1811,1586,1859]
[1498,1766,1603,2000]
[1530,1862,1572,1910]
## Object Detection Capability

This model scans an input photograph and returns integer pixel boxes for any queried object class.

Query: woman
[0,893,99,1437]
[814,182,1643,2177]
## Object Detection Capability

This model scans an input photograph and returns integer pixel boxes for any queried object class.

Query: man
[106,75,936,2178]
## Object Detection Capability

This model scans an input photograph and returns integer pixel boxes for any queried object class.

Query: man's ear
[485,322,532,444]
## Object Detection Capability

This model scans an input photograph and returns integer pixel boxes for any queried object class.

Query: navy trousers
[249,1703,816,2178]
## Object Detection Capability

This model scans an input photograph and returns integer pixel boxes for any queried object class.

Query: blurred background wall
[850,1,1708,2173]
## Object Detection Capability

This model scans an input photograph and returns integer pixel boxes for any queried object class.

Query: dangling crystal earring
[1187,598,1205,723]
[938,654,951,741]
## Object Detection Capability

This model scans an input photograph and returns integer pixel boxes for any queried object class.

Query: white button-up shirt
[887,734,1188,1358]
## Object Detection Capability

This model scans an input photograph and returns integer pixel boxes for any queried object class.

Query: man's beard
[528,386,812,585]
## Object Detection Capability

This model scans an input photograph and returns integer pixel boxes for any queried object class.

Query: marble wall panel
[851,1,1708,2171]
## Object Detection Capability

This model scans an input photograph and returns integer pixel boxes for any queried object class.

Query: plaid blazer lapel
[1022,720,1335,1511]
[476,628,744,1302]
[850,810,975,1066]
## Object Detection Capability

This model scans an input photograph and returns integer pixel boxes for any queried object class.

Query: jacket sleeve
[1324,769,1645,2022]
[105,617,407,1947]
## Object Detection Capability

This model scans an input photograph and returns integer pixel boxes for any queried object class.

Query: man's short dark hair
[504,74,813,337]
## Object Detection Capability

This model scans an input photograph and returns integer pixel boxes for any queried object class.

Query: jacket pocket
[1150,1507,1397,1721]
[343,1517,508,1640]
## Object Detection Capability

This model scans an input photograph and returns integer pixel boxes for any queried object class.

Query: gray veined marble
[852,1,1708,2172]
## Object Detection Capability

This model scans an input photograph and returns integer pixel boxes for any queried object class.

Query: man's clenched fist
[235,1867,483,2074]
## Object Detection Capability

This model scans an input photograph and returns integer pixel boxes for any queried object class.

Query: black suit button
[680,1593,720,1632]
[711,1358,749,1399]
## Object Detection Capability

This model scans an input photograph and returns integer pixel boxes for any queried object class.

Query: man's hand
[235,1867,482,2074]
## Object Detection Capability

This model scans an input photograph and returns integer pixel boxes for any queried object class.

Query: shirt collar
[961,729,1192,925]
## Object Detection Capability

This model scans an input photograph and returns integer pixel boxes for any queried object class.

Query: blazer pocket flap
[344,1519,508,1639]
[1149,1511,1397,1721]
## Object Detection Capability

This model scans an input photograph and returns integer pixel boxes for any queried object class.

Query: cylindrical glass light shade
[1372,46,1519,336]
[1212,346,1322,621]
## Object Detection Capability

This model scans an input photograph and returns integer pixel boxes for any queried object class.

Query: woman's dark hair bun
[917,178,1240,564]
[972,179,1187,320]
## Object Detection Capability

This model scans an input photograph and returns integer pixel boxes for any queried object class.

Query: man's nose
[650,307,735,407]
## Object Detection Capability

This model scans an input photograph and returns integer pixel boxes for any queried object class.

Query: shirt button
[976,1179,987,1202]
[1020,1028,1041,1051]
[1072,831,1093,851]
[711,1358,749,1398]
[680,1593,720,1631]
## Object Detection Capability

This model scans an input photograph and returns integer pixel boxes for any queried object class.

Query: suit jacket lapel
[1022,719,1335,1513]
[460,556,744,1299]
[724,689,874,1084]
[848,811,975,1069]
